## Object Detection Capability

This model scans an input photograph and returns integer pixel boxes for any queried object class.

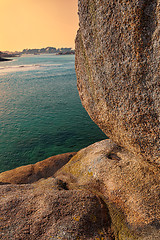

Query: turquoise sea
[0,54,106,173]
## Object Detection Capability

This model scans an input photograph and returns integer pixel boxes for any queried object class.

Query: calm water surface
[0,55,106,173]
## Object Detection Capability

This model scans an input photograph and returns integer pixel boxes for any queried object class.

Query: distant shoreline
[0,47,75,59]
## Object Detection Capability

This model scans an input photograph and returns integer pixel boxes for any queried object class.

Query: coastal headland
[0,47,75,58]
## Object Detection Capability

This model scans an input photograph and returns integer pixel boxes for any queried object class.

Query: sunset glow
[0,0,78,51]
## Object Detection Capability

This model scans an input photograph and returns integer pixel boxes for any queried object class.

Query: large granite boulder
[56,140,160,239]
[75,0,160,164]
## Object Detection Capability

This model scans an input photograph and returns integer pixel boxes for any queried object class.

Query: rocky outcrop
[0,177,114,240]
[75,0,160,164]
[0,140,159,239]
[55,140,160,239]
[0,152,76,184]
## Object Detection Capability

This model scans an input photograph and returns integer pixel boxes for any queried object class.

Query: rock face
[0,177,114,240]
[0,141,160,239]
[56,140,160,239]
[0,152,76,184]
[75,0,160,164]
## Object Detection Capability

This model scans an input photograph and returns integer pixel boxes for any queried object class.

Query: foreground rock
[0,140,159,239]
[0,152,76,184]
[56,140,160,239]
[75,0,160,164]
[0,177,114,240]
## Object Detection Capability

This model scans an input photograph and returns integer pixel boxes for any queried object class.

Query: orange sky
[0,0,79,51]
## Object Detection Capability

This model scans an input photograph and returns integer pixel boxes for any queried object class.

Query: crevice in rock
[97,196,116,240]
[107,153,121,161]
[106,145,122,161]
[55,178,69,190]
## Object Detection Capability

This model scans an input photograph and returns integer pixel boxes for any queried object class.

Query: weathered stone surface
[0,152,76,184]
[75,0,160,164]
[0,177,114,240]
[56,140,160,239]
[1,140,159,239]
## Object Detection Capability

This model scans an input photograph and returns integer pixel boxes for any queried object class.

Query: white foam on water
[0,63,63,75]
[0,64,41,75]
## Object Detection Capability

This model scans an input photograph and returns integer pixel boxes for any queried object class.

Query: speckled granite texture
[0,178,114,240]
[56,139,160,240]
[75,0,160,164]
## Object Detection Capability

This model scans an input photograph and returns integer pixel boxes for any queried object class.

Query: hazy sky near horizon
[0,0,78,51]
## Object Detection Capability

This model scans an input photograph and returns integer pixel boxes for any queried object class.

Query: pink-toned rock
[0,177,114,240]
[0,152,76,184]
[75,0,160,164]
[56,139,160,239]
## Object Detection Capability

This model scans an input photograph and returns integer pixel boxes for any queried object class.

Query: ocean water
[0,54,106,173]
